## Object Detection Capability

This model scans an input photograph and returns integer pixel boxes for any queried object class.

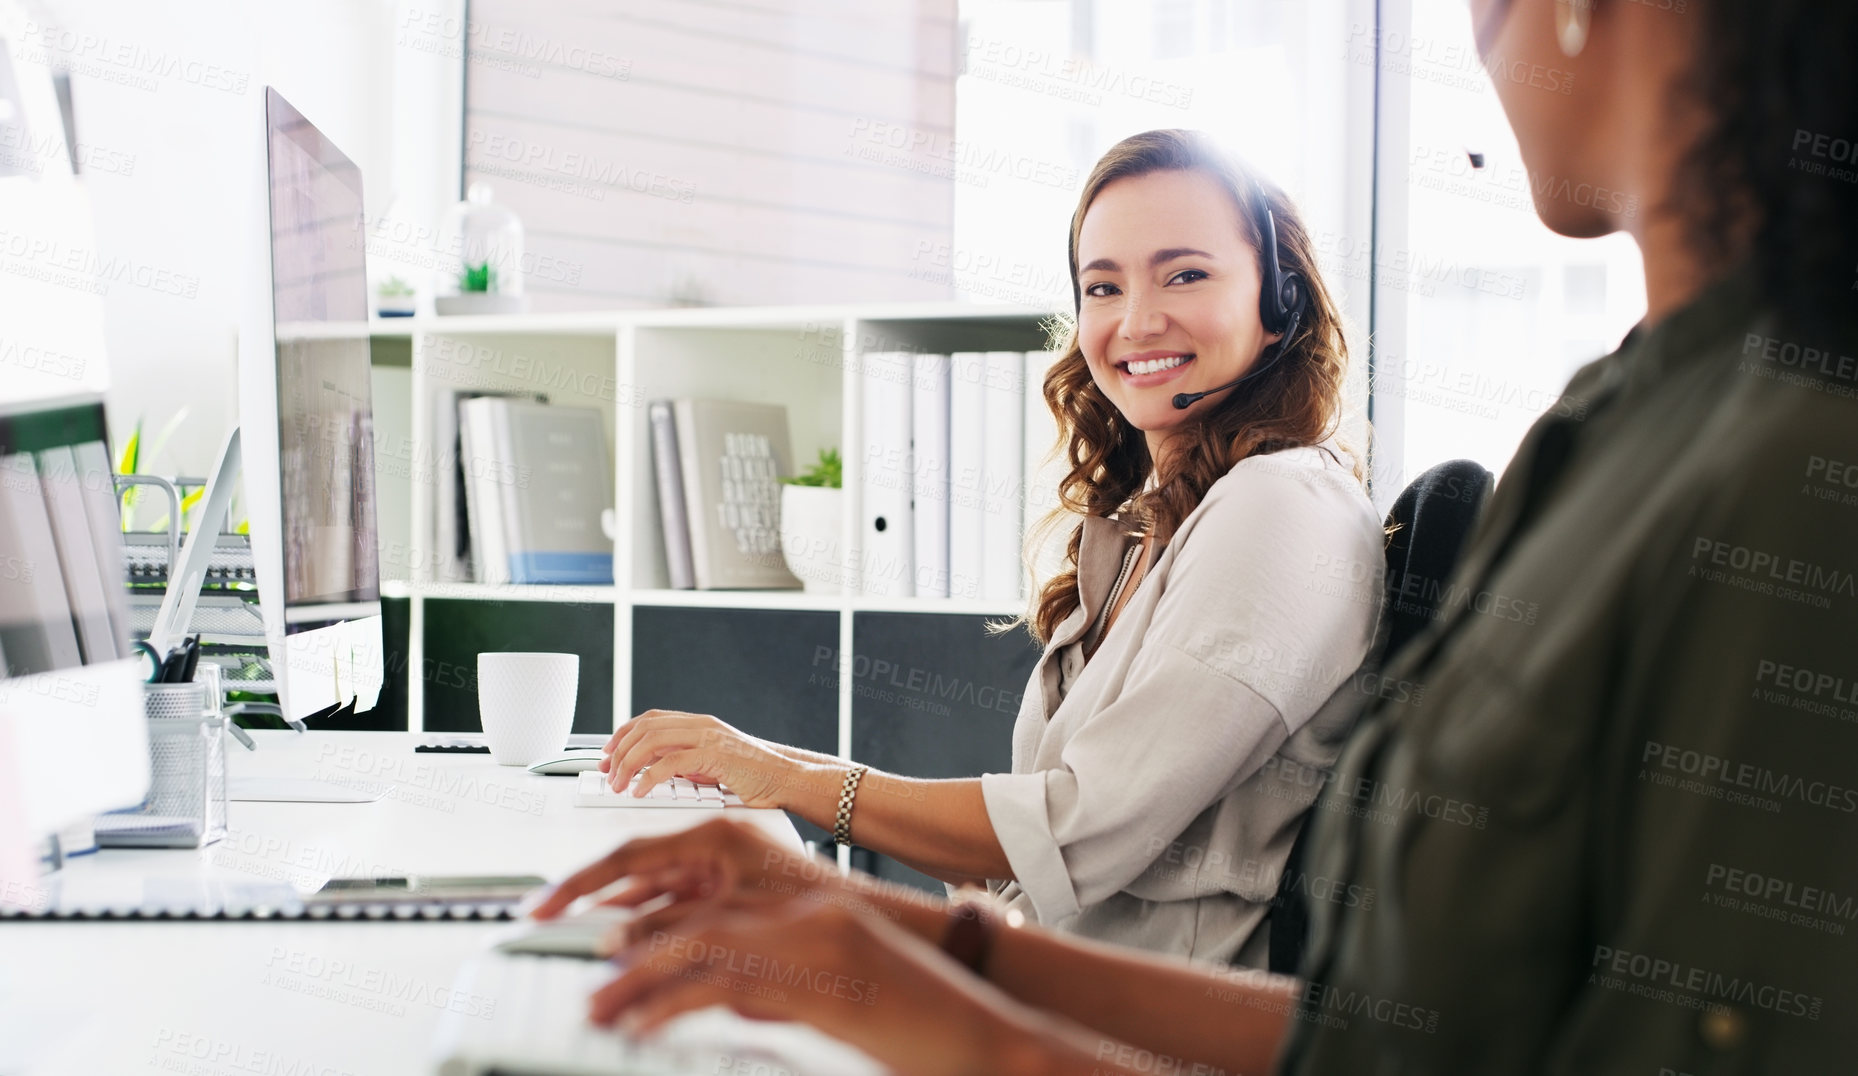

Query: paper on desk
[0,714,37,905]
[0,1003,98,1076]
[226,776,392,802]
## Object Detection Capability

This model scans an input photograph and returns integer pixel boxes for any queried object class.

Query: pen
[157,647,185,683]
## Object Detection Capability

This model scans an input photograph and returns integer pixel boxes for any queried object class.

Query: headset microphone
[1171,306,1302,410]
[1172,179,1307,411]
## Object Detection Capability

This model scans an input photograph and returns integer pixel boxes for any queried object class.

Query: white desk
[0,731,803,1076]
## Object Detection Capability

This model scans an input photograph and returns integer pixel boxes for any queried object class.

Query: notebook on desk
[0,875,541,921]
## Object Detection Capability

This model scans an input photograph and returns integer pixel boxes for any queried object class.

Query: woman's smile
[1114,349,1197,386]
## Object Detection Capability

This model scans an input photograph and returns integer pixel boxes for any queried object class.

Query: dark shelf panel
[848,611,1040,892]
[631,604,840,845]
[422,597,616,734]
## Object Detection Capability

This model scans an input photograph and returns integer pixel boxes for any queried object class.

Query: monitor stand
[155,430,381,806]
[146,427,241,657]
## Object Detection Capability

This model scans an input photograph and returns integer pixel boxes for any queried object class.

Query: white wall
[462,0,959,310]
[13,0,459,483]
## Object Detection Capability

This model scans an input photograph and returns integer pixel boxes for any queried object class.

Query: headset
[1067,175,1308,411]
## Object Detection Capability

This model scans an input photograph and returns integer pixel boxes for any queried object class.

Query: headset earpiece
[1274,269,1306,341]
[1252,179,1306,337]
[1069,228,1081,314]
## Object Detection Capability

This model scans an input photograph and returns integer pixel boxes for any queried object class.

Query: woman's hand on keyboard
[531,816,959,959]
[588,897,1056,1074]
[528,816,844,926]
[599,710,833,809]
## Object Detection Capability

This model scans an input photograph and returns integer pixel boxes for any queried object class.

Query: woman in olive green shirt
[536,0,1858,1071]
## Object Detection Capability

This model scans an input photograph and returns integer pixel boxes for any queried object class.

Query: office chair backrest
[1264,458,1495,976]
[1376,459,1497,662]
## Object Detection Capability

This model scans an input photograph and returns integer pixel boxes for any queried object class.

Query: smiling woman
[593,129,1381,968]
[1032,128,1356,641]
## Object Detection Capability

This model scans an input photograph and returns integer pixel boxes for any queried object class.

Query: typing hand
[591,897,1035,1075]
[598,710,817,808]
[527,816,843,928]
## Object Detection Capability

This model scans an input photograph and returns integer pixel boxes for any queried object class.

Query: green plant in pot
[778,448,843,593]
[459,262,497,293]
[375,274,416,317]
[781,448,841,489]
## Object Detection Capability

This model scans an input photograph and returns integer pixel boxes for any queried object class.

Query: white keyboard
[574,770,742,808]
[430,952,884,1076]
[432,954,678,1075]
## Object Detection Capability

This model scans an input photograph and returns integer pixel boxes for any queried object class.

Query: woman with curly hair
[595,128,1384,965]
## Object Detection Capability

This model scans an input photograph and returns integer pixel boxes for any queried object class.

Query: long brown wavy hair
[1023,129,1357,644]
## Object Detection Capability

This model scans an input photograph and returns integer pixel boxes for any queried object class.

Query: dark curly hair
[1680,0,1858,338]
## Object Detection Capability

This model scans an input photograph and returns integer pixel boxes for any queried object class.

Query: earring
[1556,0,1591,57]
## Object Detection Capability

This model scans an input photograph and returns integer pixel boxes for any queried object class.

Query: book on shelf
[74,441,131,654]
[862,349,1042,605]
[433,387,545,584]
[671,398,802,590]
[647,400,696,590]
[859,351,914,598]
[1022,349,1069,592]
[457,397,509,585]
[910,353,951,599]
[947,352,988,601]
[979,351,1026,602]
[457,398,614,586]
[0,451,82,672]
[35,445,120,664]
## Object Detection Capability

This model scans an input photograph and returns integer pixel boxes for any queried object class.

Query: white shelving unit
[370,302,1061,749]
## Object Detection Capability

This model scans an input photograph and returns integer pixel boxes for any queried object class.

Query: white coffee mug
[477,652,579,766]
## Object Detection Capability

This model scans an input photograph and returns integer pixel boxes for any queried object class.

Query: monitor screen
[263,88,379,614]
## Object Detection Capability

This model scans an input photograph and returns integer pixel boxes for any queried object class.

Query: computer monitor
[0,395,147,848]
[238,87,383,724]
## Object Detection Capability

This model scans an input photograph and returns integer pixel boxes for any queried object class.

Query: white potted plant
[779,448,842,594]
[374,274,416,318]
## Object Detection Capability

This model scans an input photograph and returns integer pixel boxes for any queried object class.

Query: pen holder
[97,684,229,849]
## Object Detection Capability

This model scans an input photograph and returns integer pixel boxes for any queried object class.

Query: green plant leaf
[781,447,842,488]
[179,484,206,532]
[117,420,140,475]
[117,418,141,531]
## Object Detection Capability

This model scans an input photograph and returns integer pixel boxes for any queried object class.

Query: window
[952,0,1378,363]
[1366,0,1645,505]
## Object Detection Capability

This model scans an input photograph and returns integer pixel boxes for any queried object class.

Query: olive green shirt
[1279,267,1858,1074]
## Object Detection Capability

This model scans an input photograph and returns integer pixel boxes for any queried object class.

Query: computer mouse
[525,750,608,776]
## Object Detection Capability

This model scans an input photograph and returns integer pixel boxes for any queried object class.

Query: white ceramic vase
[779,485,843,595]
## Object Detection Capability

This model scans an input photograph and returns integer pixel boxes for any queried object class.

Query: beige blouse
[982,444,1383,965]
